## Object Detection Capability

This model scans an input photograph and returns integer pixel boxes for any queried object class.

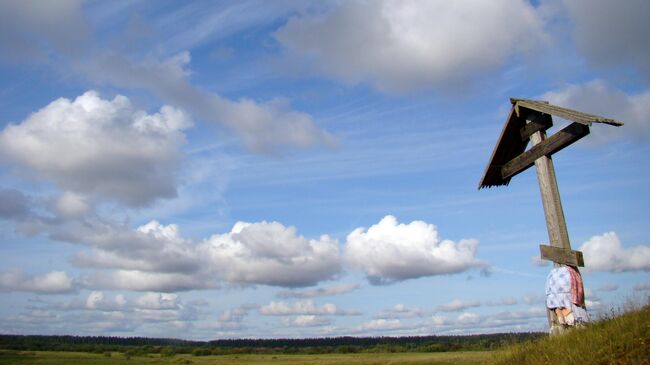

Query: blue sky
[0,0,649,340]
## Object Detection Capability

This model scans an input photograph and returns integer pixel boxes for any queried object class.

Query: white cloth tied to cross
[545,266,589,325]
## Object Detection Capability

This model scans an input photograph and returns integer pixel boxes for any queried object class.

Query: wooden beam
[511,99,624,127]
[529,120,573,333]
[501,122,590,180]
[530,122,571,251]
[520,113,552,141]
[540,244,584,267]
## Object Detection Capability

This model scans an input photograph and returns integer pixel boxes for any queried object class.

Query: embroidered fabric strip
[567,265,585,306]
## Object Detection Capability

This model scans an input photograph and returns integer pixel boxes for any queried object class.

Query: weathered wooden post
[479,98,623,333]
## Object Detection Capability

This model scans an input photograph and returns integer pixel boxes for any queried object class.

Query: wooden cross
[478,98,623,330]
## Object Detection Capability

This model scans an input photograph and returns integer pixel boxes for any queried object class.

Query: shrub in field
[161,346,176,357]
[174,359,193,365]
[124,348,138,360]
[336,345,361,353]
[211,347,226,355]
[191,347,211,356]
[423,343,447,352]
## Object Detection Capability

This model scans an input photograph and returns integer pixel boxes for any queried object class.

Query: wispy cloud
[260,300,360,316]
[278,284,360,299]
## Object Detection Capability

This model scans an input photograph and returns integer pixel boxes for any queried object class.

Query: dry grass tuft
[488,303,650,365]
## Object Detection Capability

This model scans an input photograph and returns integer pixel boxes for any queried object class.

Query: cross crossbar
[540,244,584,267]
[501,121,590,180]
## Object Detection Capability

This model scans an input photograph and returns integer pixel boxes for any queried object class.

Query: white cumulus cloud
[0,91,191,206]
[282,315,331,327]
[456,312,481,325]
[559,0,650,80]
[345,215,482,284]
[260,300,356,316]
[0,270,76,294]
[84,52,335,153]
[135,292,180,310]
[355,319,402,332]
[201,221,341,287]
[431,315,449,326]
[66,218,342,290]
[74,291,184,312]
[80,270,216,293]
[274,0,546,92]
[68,220,202,275]
[375,304,424,319]
[579,231,650,272]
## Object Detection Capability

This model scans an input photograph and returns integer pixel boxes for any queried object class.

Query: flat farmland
[0,350,492,365]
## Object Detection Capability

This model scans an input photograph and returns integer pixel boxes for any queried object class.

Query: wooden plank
[540,245,584,267]
[530,122,573,332]
[520,113,552,141]
[512,99,624,127]
[511,98,549,105]
[530,125,571,251]
[478,107,528,189]
[501,122,590,180]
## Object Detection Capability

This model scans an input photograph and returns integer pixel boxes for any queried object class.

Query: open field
[2,305,648,365]
[0,351,491,365]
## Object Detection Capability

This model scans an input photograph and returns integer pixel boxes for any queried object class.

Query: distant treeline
[0,333,544,355]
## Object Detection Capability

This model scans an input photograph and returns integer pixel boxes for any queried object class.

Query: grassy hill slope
[489,304,649,365]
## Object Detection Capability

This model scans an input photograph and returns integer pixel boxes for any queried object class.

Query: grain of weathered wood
[501,121,590,180]
[520,113,552,141]
[530,125,571,250]
[540,244,584,267]
[528,120,574,332]
[512,98,624,126]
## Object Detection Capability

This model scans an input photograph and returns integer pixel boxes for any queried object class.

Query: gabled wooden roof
[478,98,624,189]
[510,98,624,127]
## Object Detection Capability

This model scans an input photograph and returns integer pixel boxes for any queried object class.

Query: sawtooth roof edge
[478,99,624,189]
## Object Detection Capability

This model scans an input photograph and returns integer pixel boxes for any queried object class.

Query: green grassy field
[0,350,491,365]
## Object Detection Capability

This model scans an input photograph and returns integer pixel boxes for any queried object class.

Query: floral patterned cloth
[546,265,589,324]
[545,266,573,309]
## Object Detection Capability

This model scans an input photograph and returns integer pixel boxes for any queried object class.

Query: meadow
[0,351,490,365]
[1,304,648,365]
